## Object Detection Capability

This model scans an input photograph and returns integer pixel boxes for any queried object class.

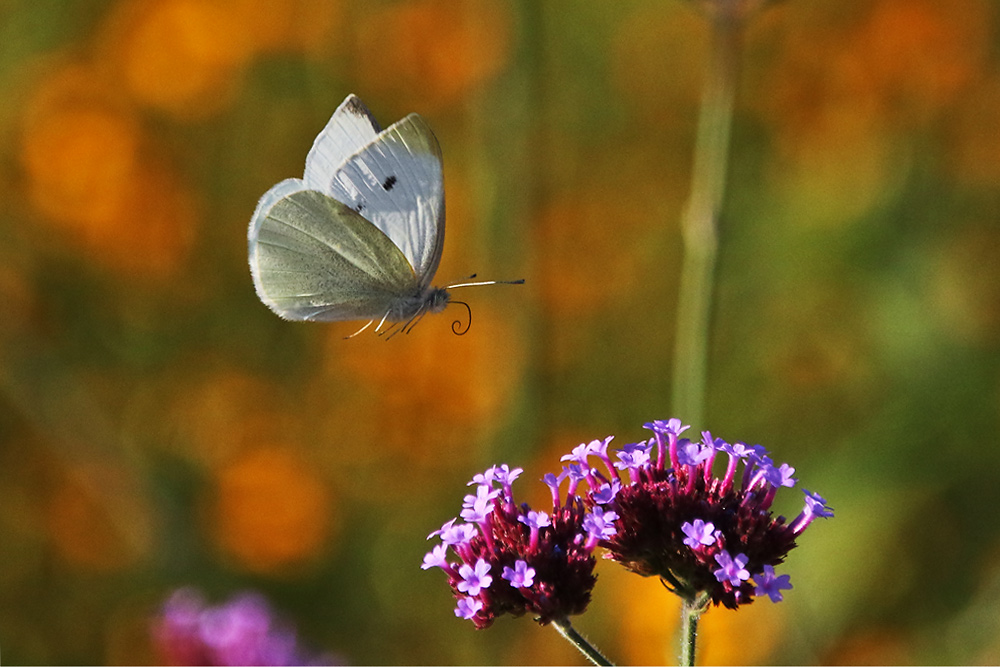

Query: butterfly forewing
[324,114,445,286]
[303,95,382,192]
[251,189,419,321]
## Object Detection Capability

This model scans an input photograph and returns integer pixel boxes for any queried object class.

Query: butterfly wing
[303,95,382,191]
[249,95,446,322]
[249,187,420,321]
[321,113,446,288]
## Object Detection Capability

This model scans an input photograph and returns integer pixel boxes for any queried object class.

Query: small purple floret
[561,443,592,466]
[457,559,493,596]
[461,484,500,523]
[519,510,551,530]
[422,543,450,570]
[681,519,718,549]
[455,597,483,620]
[713,551,751,587]
[502,560,536,589]
[643,419,690,437]
[440,522,477,547]
[677,439,713,467]
[591,481,620,505]
[493,464,523,487]
[754,564,793,602]
[582,506,618,546]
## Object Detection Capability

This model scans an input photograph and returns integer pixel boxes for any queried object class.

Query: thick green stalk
[679,592,712,666]
[671,13,742,427]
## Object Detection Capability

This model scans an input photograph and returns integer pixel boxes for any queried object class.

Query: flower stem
[552,617,613,666]
[671,10,742,426]
[679,592,711,667]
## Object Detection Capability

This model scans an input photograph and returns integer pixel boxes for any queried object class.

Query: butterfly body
[248,94,518,334]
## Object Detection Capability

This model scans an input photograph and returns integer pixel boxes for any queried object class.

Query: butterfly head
[423,286,452,315]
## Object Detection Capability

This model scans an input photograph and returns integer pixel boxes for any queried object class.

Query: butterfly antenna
[446,278,525,289]
[450,300,472,335]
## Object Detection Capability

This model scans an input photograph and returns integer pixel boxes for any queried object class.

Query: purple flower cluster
[424,418,833,625]
[152,587,330,666]
[576,419,833,608]
[422,464,603,629]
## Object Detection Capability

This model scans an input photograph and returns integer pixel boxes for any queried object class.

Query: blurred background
[1,0,999,663]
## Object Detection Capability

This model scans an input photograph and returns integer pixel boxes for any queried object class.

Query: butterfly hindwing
[250,189,420,322]
[325,113,445,286]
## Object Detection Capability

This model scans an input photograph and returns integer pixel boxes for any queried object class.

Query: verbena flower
[152,587,330,666]
[565,419,833,609]
[422,464,601,629]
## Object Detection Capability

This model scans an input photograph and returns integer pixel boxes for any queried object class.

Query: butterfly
[247,94,522,337]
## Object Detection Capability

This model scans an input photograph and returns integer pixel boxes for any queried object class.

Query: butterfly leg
[373,310,392,333]
[401,309,429,335]
[344,320,375,339]
[377,310,407,339]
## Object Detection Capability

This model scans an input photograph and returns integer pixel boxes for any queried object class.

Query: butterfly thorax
[388,286,450,321]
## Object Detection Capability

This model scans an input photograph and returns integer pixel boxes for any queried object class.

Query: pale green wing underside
[250,189,420,321]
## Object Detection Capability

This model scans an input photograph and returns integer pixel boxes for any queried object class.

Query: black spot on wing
[381,175,397,191]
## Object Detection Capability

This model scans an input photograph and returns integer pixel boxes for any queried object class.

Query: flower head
[151,587,330,666]
[561,419,832,610]
[422,465,599,629]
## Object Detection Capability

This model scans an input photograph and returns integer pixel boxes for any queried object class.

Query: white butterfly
[247,94,521,337]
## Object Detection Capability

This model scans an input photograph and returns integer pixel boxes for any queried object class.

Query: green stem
[679,592,711,667]
[671,12,743,426]
[552,617,613,666]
